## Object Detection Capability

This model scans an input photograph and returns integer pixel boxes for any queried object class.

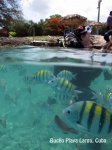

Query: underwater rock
[103,70,112,80]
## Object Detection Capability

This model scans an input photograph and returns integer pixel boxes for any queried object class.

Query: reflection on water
[1,45,112,67]
[0,46,112,150]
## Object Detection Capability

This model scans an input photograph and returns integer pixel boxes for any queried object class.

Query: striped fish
[10,64,23,70]
[0,79,6,91]
[23,75,36,85]
[53,92,72,101]
[49,77,76,96]
[63,101,112,137]
[57,70,77,80]
[0,64,7,72]
[34,70,55,83]
[53,92,74,105]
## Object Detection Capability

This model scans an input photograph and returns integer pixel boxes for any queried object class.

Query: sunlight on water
[0,46,112,150]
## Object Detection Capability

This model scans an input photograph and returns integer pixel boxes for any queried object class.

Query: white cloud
[20,0,112,23]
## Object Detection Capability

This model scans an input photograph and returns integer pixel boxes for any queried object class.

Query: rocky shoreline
[0,37,31,48]
[0,35,111,52]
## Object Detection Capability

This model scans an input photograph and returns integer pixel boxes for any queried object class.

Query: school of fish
[1,63,112,140]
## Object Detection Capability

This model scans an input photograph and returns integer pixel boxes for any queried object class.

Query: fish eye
[67,110,71,114]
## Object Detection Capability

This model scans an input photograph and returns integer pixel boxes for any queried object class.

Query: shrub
[9,31,17,37]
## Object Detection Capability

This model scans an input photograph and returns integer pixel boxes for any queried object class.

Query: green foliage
[8,19,31,37]
[9,32,17,37]
[50,14,62,18]
[99,26,107,35]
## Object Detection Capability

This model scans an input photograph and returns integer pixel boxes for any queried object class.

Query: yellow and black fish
[53,92,74,105]
[53,92,72,101]
[57,70,77,80]
[23,75,36,85]
[63,101,112,137]
[34,70,55,83]
[49,77,76,96]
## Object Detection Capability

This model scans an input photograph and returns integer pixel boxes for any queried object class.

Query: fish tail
[0,114,7,128]
[69,127,78,134]
[73,73,77,80]
[25,83,32,94]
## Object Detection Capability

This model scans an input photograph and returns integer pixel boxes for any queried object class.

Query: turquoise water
[0,46,112,150]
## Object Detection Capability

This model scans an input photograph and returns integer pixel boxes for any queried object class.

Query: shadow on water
[54,65,102,101]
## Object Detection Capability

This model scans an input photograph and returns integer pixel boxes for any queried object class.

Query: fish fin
[26,84,31,93]
[63,131,68,134]
[91,91,97,99]
[74,90,83,99]
[74,90,83,94]
[74,92,78,99]
[11,96,17,105]
[73,73,77,80]
[77,123,88,133]
[69,127,78,134]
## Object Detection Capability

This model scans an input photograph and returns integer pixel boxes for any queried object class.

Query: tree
[50,14,61,18]
[0,0,22,23]
[46,17,65,35]
[37,19,46,35]
[8,19,31,37]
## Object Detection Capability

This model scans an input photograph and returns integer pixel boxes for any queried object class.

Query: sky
[20,0,112,23]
